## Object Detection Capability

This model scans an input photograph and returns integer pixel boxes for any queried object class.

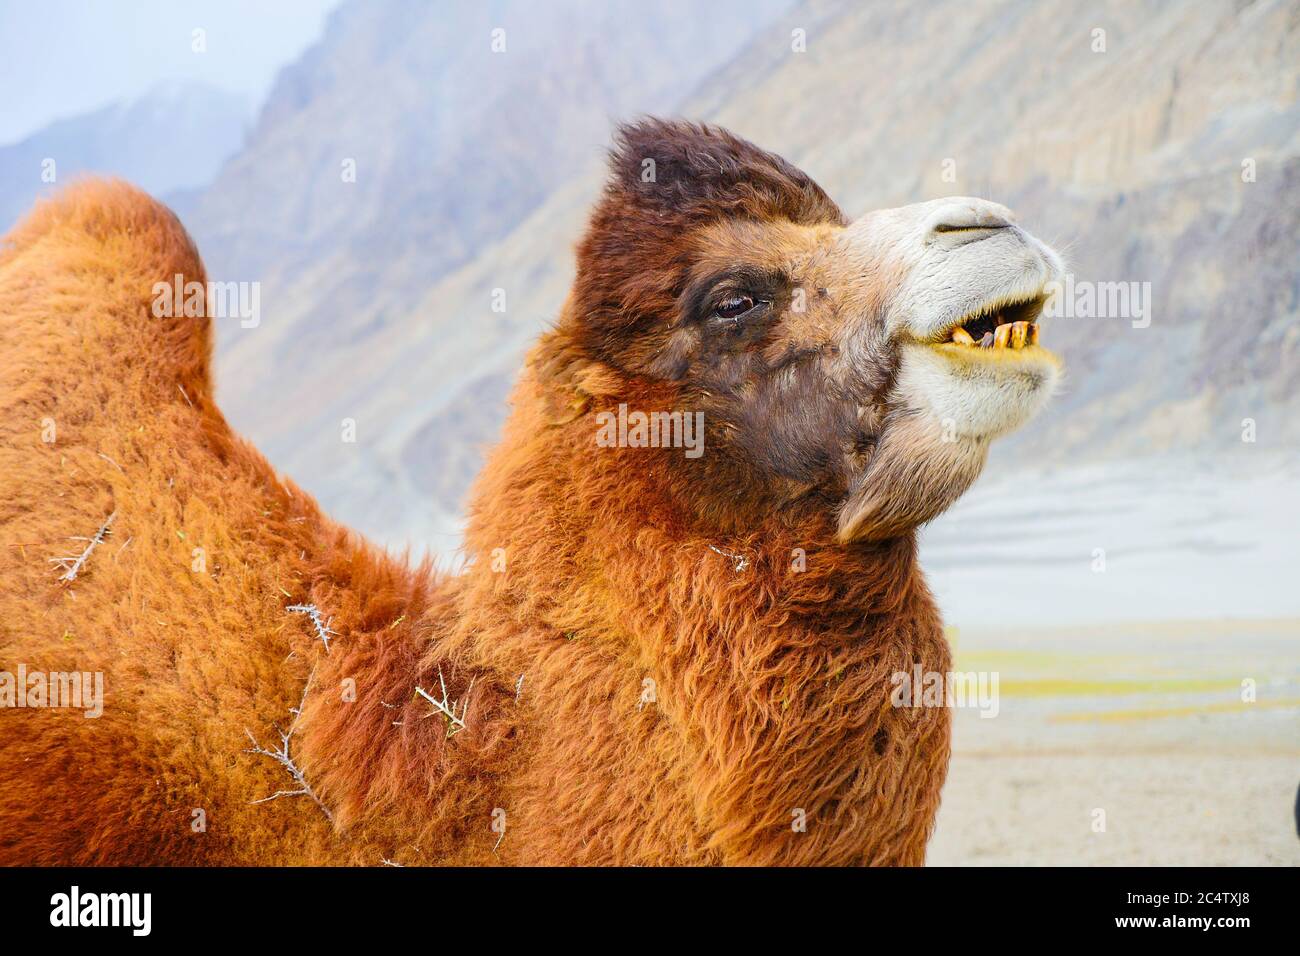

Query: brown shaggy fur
[0,121,956,866]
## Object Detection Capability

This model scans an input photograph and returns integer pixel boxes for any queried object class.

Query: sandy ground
[931,753,1298,865]
[927,619,1299,865]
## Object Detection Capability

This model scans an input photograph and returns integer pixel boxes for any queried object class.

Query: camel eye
[713,294,756,320]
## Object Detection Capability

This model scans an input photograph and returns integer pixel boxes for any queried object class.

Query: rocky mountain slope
[181,0,1299,551]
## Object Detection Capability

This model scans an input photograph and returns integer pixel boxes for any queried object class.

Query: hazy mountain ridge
[0,81,251,234]
[180,0,1298,550]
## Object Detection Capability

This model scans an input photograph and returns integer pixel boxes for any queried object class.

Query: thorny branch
[415,666,472,738]
[708,543,749,572]
[244,669,334,823]
[286,603,338,653]
[50,511,116,582]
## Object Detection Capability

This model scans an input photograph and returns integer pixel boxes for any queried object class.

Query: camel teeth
[1010,321,1028,349]
[945,321,1041,352]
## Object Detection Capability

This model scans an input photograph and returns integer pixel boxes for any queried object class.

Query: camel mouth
[892,286,1061,442]
[931,292,1049,352]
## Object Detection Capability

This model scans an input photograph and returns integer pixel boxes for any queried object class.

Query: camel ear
[530,325,623,425]
[536,364,627,427]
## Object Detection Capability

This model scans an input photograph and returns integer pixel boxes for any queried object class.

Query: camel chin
[895,331,1062,442]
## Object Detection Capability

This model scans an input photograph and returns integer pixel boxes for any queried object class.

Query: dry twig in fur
[708,543,749,571]
[415,667,471,737]
[97,452,123,473]
[49,511,116,582]
[286,603,338,653]
[244,672,333,823]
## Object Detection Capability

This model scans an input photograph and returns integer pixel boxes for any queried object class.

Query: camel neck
[452,453,946,864]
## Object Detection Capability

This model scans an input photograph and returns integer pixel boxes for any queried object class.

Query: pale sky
[0,0,343,145]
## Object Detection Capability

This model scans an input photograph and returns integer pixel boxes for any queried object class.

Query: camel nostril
[933,220,1011,233]
[927,200,1016,236]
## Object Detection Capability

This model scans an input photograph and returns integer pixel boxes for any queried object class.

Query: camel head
[549,119,1063,542]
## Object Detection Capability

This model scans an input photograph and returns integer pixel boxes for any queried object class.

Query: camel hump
[0,178,214,401]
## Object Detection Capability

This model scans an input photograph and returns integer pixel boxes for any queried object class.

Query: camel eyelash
[686,267,788,326]
[710,294,769,322]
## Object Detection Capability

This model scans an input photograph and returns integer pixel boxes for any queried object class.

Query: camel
[0,119,1063,865]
